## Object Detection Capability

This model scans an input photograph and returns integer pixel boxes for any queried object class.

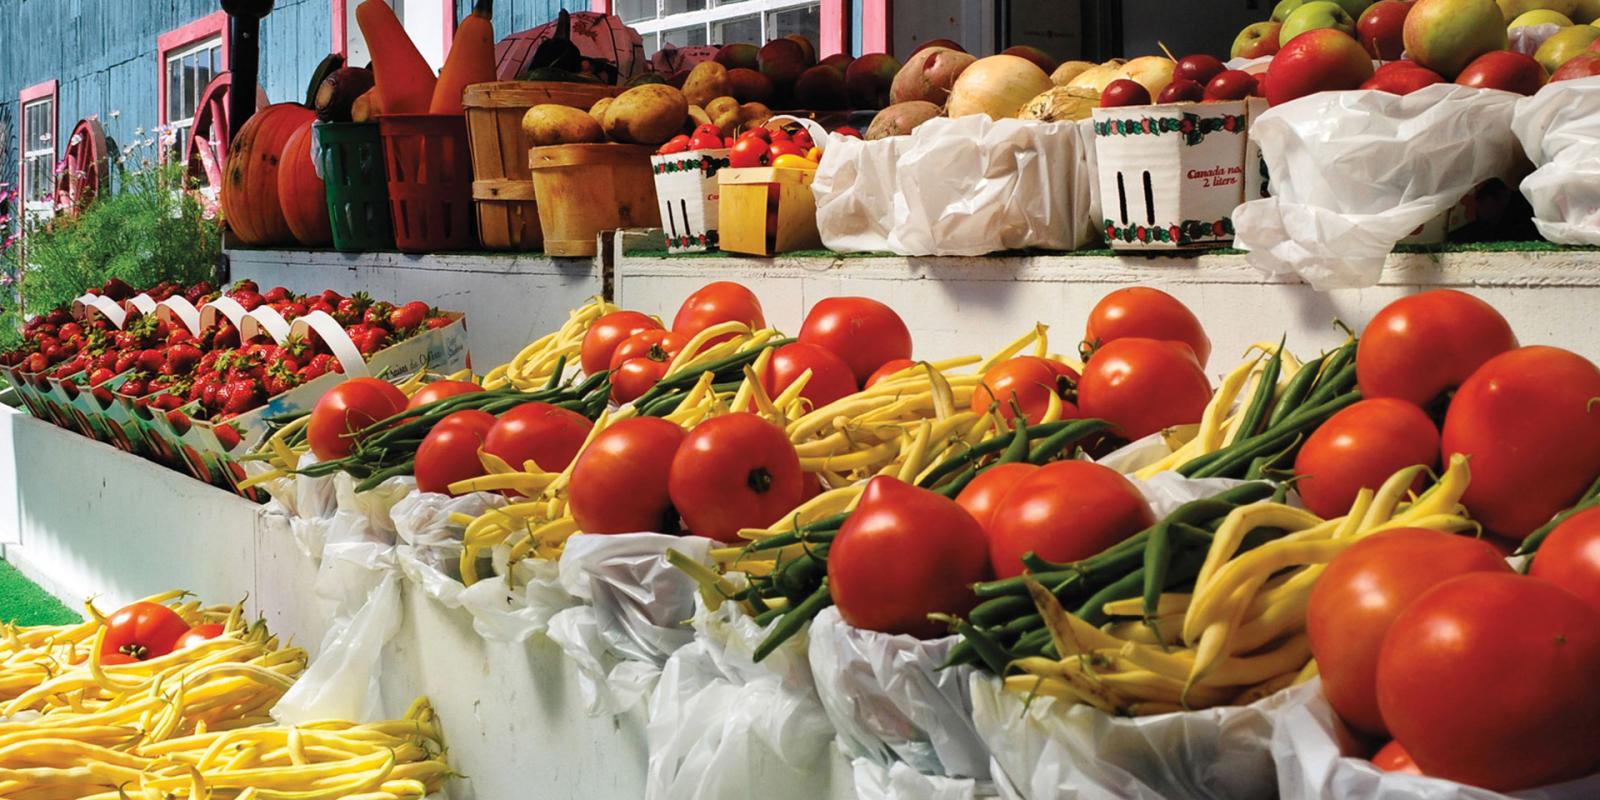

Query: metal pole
[221,0,276,138]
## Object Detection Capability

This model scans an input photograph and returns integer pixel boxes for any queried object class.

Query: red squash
[278,121,333,247]
[222,104,317,245]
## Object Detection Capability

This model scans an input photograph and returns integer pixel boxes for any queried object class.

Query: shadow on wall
[1121,0,1268,58]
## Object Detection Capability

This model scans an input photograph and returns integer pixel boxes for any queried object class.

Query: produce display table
[226,249,607,367]
[614,242,1600,364]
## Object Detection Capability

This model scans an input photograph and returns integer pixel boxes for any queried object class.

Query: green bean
[1517,475,1600,558]
[999,417,1030,464]
[1303,357,1357,410]
[1234,337,1284,441]
[939,638,978,670]
[774,551,827,601]
[969,594,1033,627]
[543,355,568,391]
[1267,353,1324,430]
[633,338,793,408]
[354,458,418,493]
[752,579,831,663]
[1189,391,1360,480]
[955,619,1013,674]
[1078,546,1207,629]
[1027,419,1113,464]
[916,420,1076,489]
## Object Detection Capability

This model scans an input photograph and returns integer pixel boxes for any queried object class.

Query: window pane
[195,48,216,109]
[665,0,706,12]
[662,25,708,47]
[769,5,820,43]
[618,0,655,23]
[714,14,761,46]
[168,58,183,122]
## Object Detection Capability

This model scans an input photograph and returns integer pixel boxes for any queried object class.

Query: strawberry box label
[651,148,731,254]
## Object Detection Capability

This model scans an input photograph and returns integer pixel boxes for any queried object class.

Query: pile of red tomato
[99,601,224,665]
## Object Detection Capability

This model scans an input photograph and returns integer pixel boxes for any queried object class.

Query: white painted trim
[162,35,223,132]
[627,0,820,46]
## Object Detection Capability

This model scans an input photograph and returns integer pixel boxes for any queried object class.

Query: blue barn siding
[457,0,586,38]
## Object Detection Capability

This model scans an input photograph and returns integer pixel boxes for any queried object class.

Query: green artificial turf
[0,559,79,626]
[628,240,1600,260]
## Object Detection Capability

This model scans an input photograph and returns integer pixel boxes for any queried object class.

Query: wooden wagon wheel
[184,73,268,215]
[53,118,107,216]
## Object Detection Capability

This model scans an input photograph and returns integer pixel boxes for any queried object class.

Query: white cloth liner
[1233,84,1523,289]
[1513,76,1600,245]
[1271,678,1600,800]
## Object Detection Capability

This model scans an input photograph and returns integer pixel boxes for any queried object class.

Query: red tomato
[801,471,822,501]
[729,137,772,168]
[1307,528,1510,737]
[986,461,1154,578]
[1371,740,1422,776]
[955,463,1038,538]
[100,652,139,665]
[1357,289,1517,407]
[762,342,858,411]
[307,378,408,460]
[670,281,766,342]
[1293,399,1440,519]
[405,380,483,409]
[1529,505,1600,614]
[414,410,497,495]
[797,297,913,385]
[865,358,917,388]
[101,602,192,662]
[828,476,991,638]
[176,623,226,650]
[580,310,662,376]
[971,357,1080,425]
[668,413,803,543]
[569,417,687,534]
[483,402,593,475]
[609,329,689,404]
[769,140,808,159]
[1085,287,1212,367]
[1077,338,1212,442]
[1377,573,1600,791]
[1442,346,1600,537]
[689,132,723,150]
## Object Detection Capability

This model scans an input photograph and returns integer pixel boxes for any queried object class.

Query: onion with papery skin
[890,46,978,106]
[946,55,1054,120]
[1117,56,1177,99]
[1051,60,1096,85]
[1018,86,1100,122]
[1066,60,1126,93]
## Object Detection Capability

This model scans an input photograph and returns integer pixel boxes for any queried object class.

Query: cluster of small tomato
[655,121,862,172]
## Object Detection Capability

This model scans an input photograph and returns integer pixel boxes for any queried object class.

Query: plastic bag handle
[289,310,370,378]
[770,114,831,153]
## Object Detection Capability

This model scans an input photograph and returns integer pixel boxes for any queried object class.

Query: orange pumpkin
[278,121,332,246]
[221,103,316,245]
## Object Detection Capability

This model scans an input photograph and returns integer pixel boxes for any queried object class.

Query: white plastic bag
[812,133,916,253]
[854,758,982,800]
[645,595,835,800]
[1272,678,1600,800]
[1514,76,1600,245]
[808,607,990,782]
[457,557,575,642]
[272,571,402,725]
[972,672,1299,800]
[1509,23,1563,57]
[1234,85,1522,289]
[545,533,715,716]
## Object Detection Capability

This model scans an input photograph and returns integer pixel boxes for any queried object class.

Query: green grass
[0,559,80,626]
[629,240,1600,260]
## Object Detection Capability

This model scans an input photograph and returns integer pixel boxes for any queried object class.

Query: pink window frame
[819,0,847,56]
[861,0,890,53]
[157,11,231,127]
[334,0,459,61]
[18,79,59,212]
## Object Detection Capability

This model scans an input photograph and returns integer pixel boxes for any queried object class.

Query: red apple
[1175,54,1228,85]
[1361,63,1444,92]
[1233,22,1285,59]
[1205,69,1260,100]
[1552,53,1600,82]
[1100,78,1153,107]
[1357,0,1413,61]
[1002,45,1060,75]
[1455,50,1546,95]
[1158,77,1206,103]
[1267,28,1377,105]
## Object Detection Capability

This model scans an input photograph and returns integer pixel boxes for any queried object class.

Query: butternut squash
[355,0,437,114]
[430,0,497,115]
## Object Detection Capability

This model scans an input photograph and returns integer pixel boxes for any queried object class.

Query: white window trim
[21,97,55,221]
[163,35,223,135]
[628,0,820,46]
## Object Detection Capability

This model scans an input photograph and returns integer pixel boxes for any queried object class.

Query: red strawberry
[424,315,453,330]
[114,351,138,373]
[119,377,148,397]
[220,378,263,416]
[153,393,185,411]
[92,386,114,406]
[136,349,165,374]
[263,286,291,304]
[24,353,48,373]
[214,424,241,451]
[350,326,389,356]
[388,301,429,331]
[363,301,396,329]
[165,344,203,374]
[88,367,115,386]
[319,289,344,305]
[94,351,117,371]
[199,380,223,410]
[232,291,264,311]
[307,300,335,316]
[333,293,371,326]
[58,322,81,340]
[166,409,192,434]
[230,279,259,295]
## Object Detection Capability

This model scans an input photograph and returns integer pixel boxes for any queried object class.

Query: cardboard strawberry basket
[650,147,732,253]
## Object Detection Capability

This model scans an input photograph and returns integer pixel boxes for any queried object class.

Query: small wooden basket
[527,143,661,257]
[464,81,619,250]
[717,166,822,256]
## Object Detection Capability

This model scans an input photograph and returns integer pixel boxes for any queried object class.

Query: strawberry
[214,424,241,451]
[319,289,344,305]
[58,322,81,340]
[119,377,148,398]
[136,349,165,374]
[230,279,259,295]
[199,380,223,410]
[276,300,307,319]
[101,278,135,300]
[92,386,114,406]
[262,363,300,396]
[94,351,118,371]
[165,344,202,374]
[114,351,138,374]
[349,325,389,356]
[263,286,291,305]
[153,393,185,411]
[232,291,264,311]
[166,328,194,346]
[333,293,372,326]
[388,301,429,332]
[424,316,453,330]
[220,378,263,416]
[165,408,191,434]
[88,367,115,386]
[364,301,396,329]
[307,300,335,316]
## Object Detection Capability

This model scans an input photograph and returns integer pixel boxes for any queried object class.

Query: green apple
[1497,0,1577,23]
[1273,0,1308,21]
[1405,0,1511,78]
[1511,8,1575,24]
[1281,1,1359,45]
[1233,21,1286,57]
[1535,23,1600,70]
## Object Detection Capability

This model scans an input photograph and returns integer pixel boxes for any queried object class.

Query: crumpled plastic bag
[971,672,1301,800]
[1234,84,1523,289]
[388,487,504,577]
[808,607,990,782]
[645,594,835,800]
[1271,678,1600,800]
[1513,76,1600,245]
[272,570,402,725]
[545,533,714,716]
[812,116,1096,255]
[1509,23,1563,57]
[853,757,982,800]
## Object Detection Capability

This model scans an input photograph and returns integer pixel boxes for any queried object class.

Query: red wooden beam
[591,0,613,12]
[333,0,349,57]
[820,0,848,57]
[861,0,891,54]
[156,11,230,127]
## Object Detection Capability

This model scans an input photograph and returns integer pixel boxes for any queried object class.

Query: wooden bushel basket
[464,81,619,250]
[527,143,661,257]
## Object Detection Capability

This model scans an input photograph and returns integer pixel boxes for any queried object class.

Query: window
[338,0,453,72]
[158,12,229,153]
[19,81,57,223]
[622,0,823,55]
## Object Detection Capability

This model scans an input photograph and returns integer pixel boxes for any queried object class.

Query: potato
[603,84,689,145]
[706,96,741,120]
[588,97,613,125]
[687,104,713,130]
[521,104,605,147]
[739,102,773,129]
[682,61,733,109]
